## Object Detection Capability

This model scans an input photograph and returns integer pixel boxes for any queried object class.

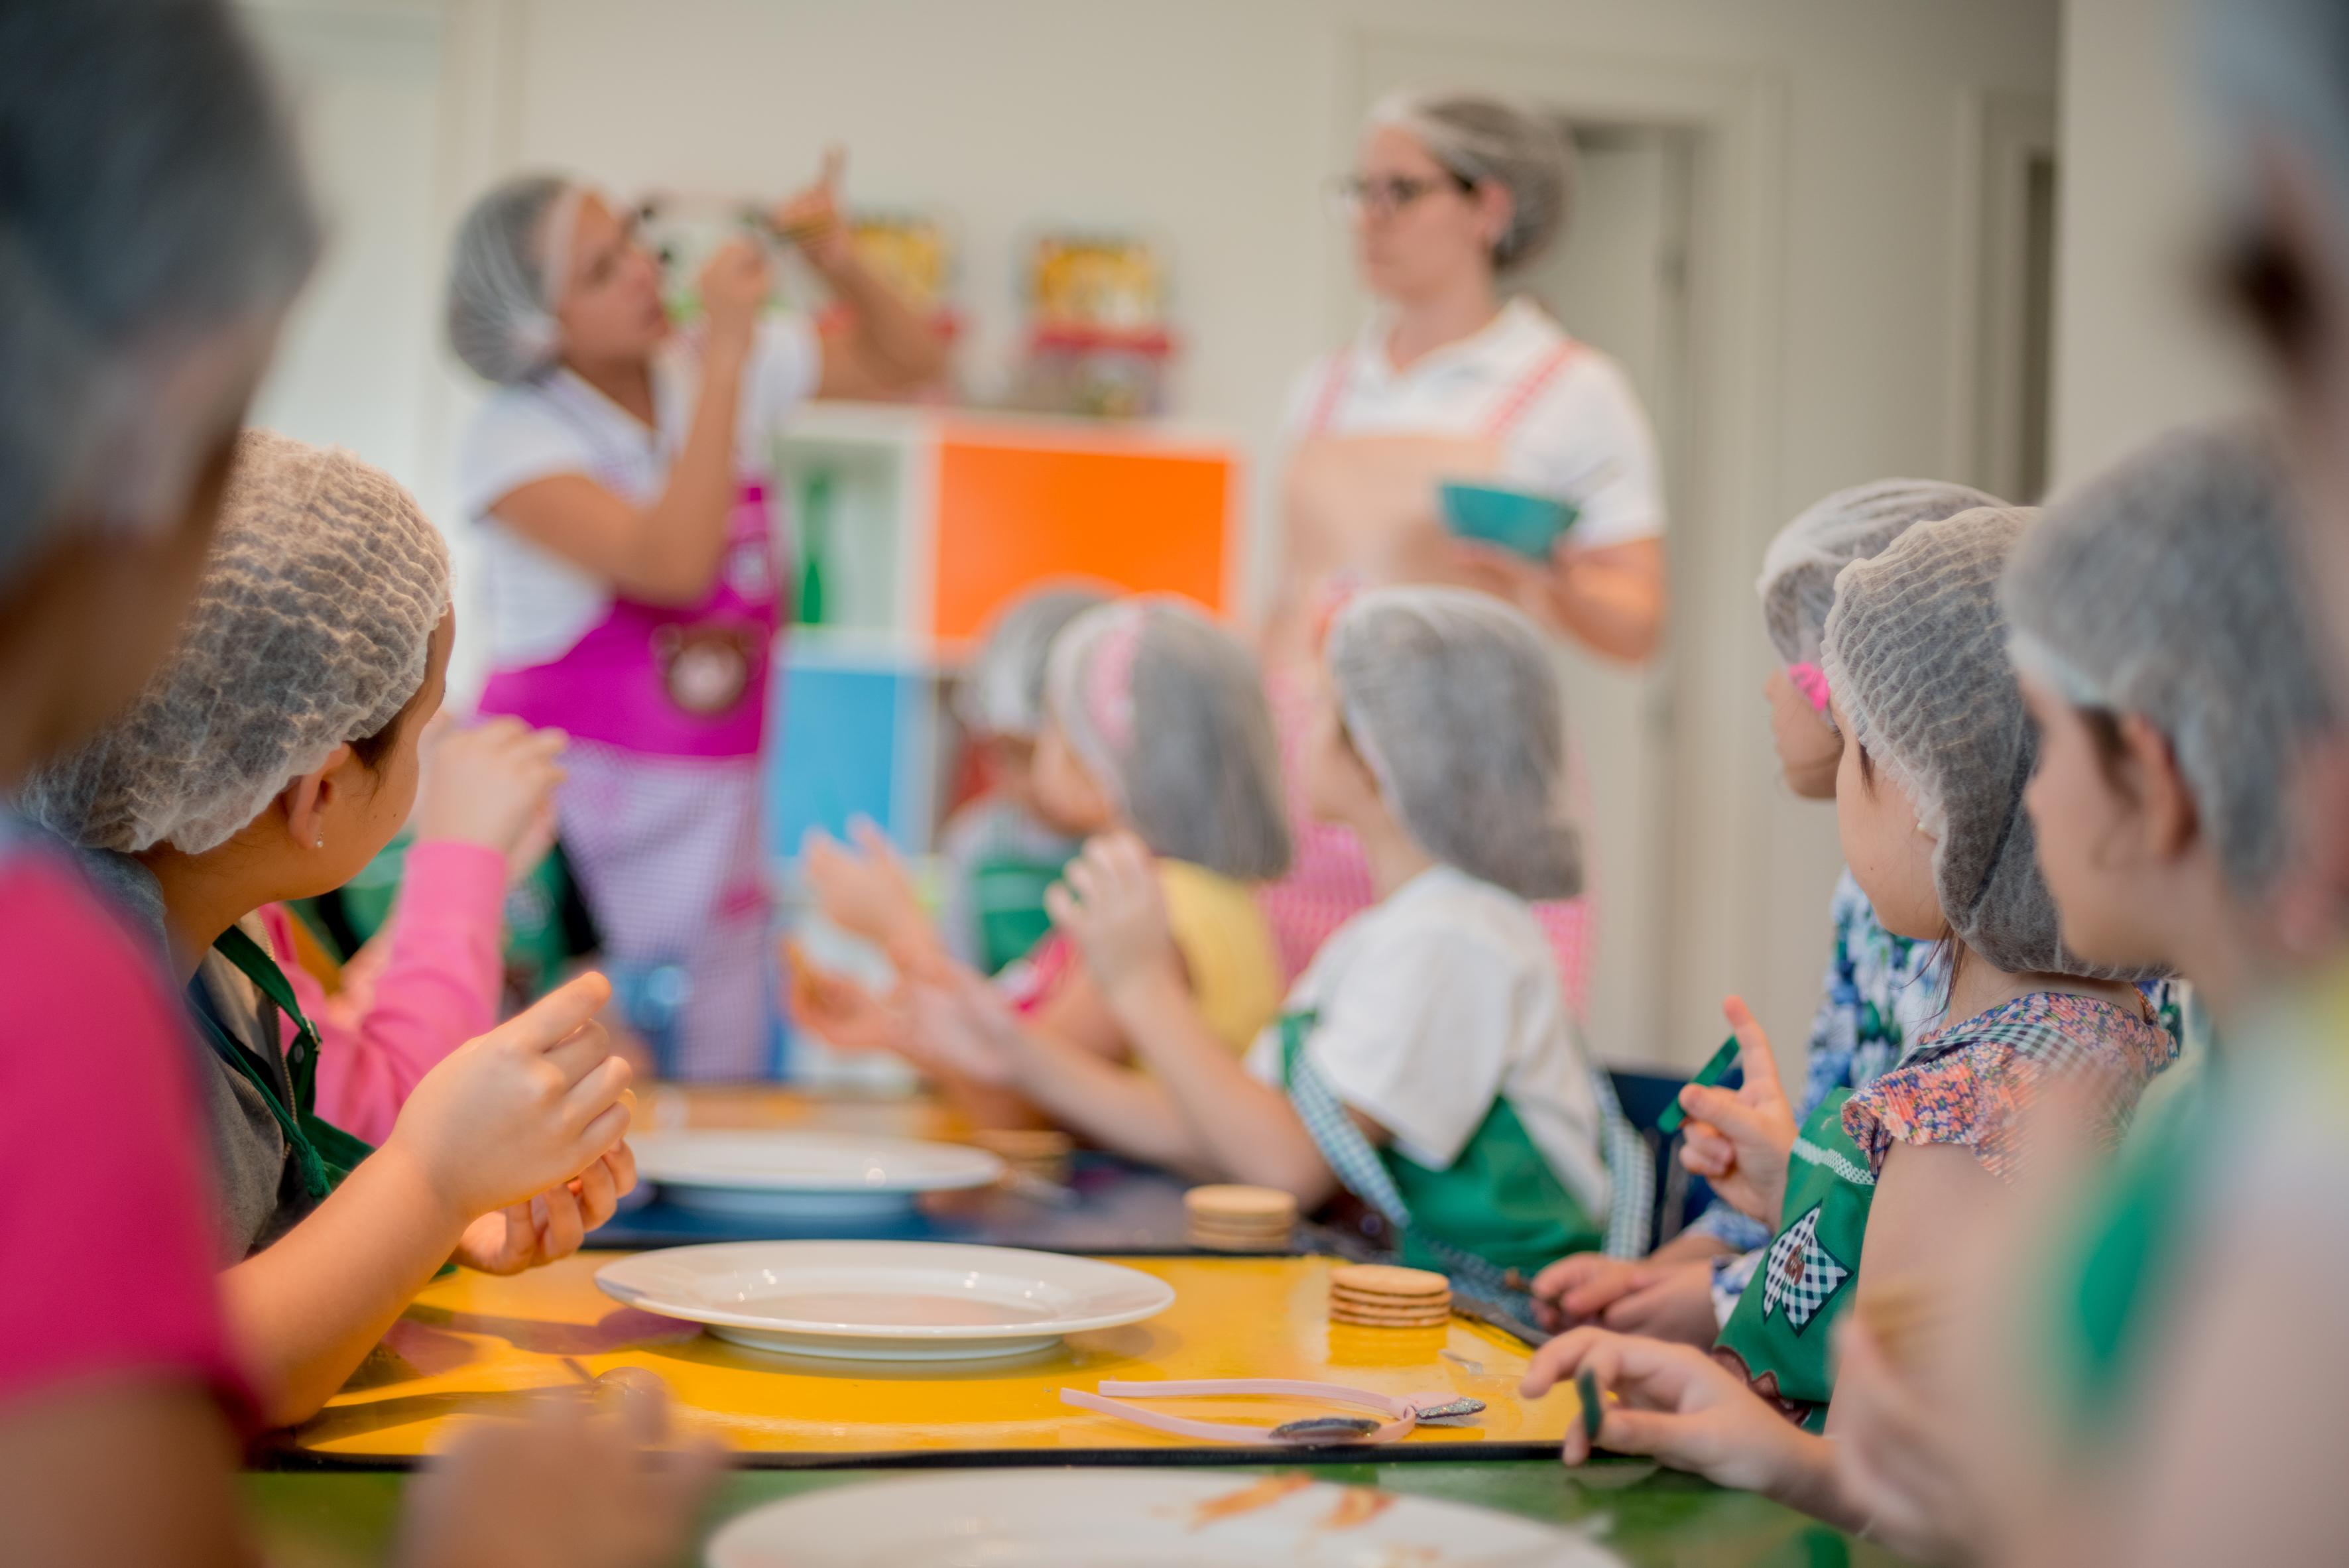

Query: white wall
[244,0,2060,1071]
[2049,0,2261,490]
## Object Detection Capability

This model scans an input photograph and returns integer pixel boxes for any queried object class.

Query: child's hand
[770,145,851,269]
[802,819,926,950]
[383,973,634,1226]
[453,1146,637,1276]
[1045,833,1183,1004]
[393,1380,720,1568]
[412,716,568,880]
[782,939,912,1055]
[1676,996,1800,1227]
[904,965,1026,1089]
[1520,1327,1817,1494]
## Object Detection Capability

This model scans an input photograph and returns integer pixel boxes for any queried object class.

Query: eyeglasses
[1327,172,1476,220]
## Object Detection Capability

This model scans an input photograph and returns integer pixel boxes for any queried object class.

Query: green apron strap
[205,925,375,1196]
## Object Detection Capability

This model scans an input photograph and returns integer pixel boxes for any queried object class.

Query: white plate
[593,1240,1175,1361]
[631,1130,1003,1220]
[705,1470,1618,1567]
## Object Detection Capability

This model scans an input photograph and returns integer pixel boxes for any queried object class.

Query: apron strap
[203,924,374,1199]
[1302,349,1355,436]
[1480,339,1580,440]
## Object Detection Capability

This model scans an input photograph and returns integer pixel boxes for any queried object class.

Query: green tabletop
[244,1458,1905,1566]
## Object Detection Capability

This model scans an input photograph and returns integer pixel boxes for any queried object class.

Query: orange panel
[932,426,1234,641]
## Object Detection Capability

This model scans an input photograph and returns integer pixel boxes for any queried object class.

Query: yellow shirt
[1157,859,1284,1055]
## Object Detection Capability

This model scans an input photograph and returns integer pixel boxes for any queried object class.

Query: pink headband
[1787,661,1832,715]
[1082,609,1145,752]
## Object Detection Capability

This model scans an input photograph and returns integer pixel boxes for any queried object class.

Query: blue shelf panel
[761,652,936,865]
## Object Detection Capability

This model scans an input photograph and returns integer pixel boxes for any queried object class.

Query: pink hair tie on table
[1787,661,1833,715]
[1059,1379,1483,1446]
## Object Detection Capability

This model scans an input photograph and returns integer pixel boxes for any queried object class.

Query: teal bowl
[1438,480,1577,561]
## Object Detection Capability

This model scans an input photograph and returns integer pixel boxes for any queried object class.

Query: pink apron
[1258,335,1594,1020]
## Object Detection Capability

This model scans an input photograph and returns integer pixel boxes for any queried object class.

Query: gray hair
[21,431,452,855]
[1756,480,2006,669]
[0,0,320,583]
[955,584,1115,739]
[1823,507,2163,982]
[1044,598,1291,882]
[445,174,585,385]
[1328,587,1582,902]
[1369,91,1576,272]
[2007,422,2335,898]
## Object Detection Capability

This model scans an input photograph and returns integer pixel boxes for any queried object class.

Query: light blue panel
[764,656,908,863]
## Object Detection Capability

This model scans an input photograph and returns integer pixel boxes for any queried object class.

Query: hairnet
[1327,587,1582,901]
[2006,422,2334,897]
[1756,479,2005,668]
[954,583,1114,738]
[445,174,585,385]
[21,430,452,855]
[1044,598,1291,881]
[1822,507,2159,981]
[0,0,319,583]
[1368,91,1576,271]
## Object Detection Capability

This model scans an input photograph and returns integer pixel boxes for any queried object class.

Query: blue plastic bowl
[1438,481,1577,561]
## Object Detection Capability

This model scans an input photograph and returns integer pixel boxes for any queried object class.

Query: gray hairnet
[1369,91,1576,272]
[2006,422,2334,898]
[0,0,319,583]
[1044,598,1291,881]
[21,430,452,855]
[955,584,1114,738]
[1327,587,1581,901]
[1823,507,2159,981]
[1756,480,2005,668]
[2202,0,2349,255]
[445,174,584,385]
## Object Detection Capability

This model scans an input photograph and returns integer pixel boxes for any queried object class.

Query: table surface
[245,1085,1902,1563]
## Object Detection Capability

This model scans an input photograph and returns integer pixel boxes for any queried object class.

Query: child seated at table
[1516,504,2179,1528]
[935,584,1109,974]
[792,595,1290,1109]
[1533,479,1996,1343]
[908,587,1629,1278]
[21,430,635,1426]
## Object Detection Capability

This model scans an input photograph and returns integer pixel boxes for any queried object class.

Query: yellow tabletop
[281,1252,1583,1463]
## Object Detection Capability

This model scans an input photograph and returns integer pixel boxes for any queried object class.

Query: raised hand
[412,715,567,880]
[1044,833,1183,1003]
[1676,996,1800,1227]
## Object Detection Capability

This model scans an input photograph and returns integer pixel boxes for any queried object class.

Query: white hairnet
[1756,479,2004,668]
[1044,597,1290,881]
[0,0,318,582]
[1327,587,1581,901]
[444,173,585,385]
[21,430,452,855]
[1823,507,2160,981]
[1368,91,1576,271]
[2007,422,2335,897]
[954,583,1114,738]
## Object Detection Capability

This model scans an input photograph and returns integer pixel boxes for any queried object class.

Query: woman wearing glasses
[1258,92,1667,1006]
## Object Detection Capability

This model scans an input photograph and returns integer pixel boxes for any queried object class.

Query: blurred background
[235,0,2252,1079]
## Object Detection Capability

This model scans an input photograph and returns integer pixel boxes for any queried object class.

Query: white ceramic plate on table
[593,1240,1175,1361]
[705,1469,1618,1567]
[629,1130,1003,1220]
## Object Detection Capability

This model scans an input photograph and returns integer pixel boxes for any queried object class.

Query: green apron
[187,925,375,1204]
[969,852,1071,976]
[1275,1010,1602,1284]
[1713,1088,1875,1432]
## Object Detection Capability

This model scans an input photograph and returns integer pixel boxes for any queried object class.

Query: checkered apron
[1710,1087,1874,1432]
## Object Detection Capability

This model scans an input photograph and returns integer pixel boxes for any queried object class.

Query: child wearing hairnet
[1534,480,1994,1345]
[20,432,637,1427]
[1829,425,2340,1560]
[906,587,1629,1279]
[791,596,1289,1117]
[931,585,1109,973]
[1518,505,2179,1530]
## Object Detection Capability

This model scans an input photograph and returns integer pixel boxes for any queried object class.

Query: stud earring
[314,834,326,850]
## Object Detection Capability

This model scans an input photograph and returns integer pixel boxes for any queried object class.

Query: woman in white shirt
[445,155,943,1079]
[1260,91,1668,995]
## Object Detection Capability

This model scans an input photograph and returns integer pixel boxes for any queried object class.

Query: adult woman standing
[446,157,945,1079]
[1260,91,1669,999]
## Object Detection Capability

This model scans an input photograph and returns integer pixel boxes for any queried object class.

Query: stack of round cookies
[1183,1184,1297,1252]
[970,1127,1075,1185]
[1327,1264,1451,1329]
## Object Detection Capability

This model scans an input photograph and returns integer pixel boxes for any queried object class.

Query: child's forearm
[218,1143,470,1428]
[1002,1025,1212,1174]
[1766,1429,1869,1534]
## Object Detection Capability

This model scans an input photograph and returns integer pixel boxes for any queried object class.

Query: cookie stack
[1328,1264,1451,1329]
[970,1128,1075,1185]
[1183,1184,1297,1252]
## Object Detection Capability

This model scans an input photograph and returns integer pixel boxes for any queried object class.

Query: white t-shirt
[1243,863,1611,1218]
[454,315,821,668]
[1279,296,1664,550]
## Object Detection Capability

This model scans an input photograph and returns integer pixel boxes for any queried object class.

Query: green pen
[1656,1034,1742,1136]
[1576,1366,1605,1444]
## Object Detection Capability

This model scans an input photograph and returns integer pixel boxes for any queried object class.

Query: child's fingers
[501,972,613,1057]
[601,1141,638,1199]
[1678,1125,1734,1176]
[562,1055,634,1137]
[1721,995,1785,1097]
[1043,880,1083,932]
[573,1154,620,1231]
[1518,1325,1602,1398]
[1530,1252,1602,1303]
[541,1019,618,1084]
[536,1183,587,1260]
